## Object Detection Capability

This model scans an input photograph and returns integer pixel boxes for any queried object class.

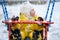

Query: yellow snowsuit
[18,12,44,40]
[11,12,44,40]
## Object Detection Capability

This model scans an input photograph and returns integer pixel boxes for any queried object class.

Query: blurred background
[0,0,60,40]
[0,0,60,5]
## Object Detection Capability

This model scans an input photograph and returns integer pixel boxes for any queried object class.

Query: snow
[0,2,60,40]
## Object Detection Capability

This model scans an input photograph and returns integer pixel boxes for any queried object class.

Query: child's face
[30,9,35,17]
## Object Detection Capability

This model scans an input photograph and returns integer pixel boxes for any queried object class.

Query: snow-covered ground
[0,2,60,40]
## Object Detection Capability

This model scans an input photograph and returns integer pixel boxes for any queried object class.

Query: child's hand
[37,21,42,26]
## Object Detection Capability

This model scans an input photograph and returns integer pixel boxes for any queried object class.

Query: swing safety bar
[2,20,54,24]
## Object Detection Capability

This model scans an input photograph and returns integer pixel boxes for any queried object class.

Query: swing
[1,0,55,40]
[2,20,54,40]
